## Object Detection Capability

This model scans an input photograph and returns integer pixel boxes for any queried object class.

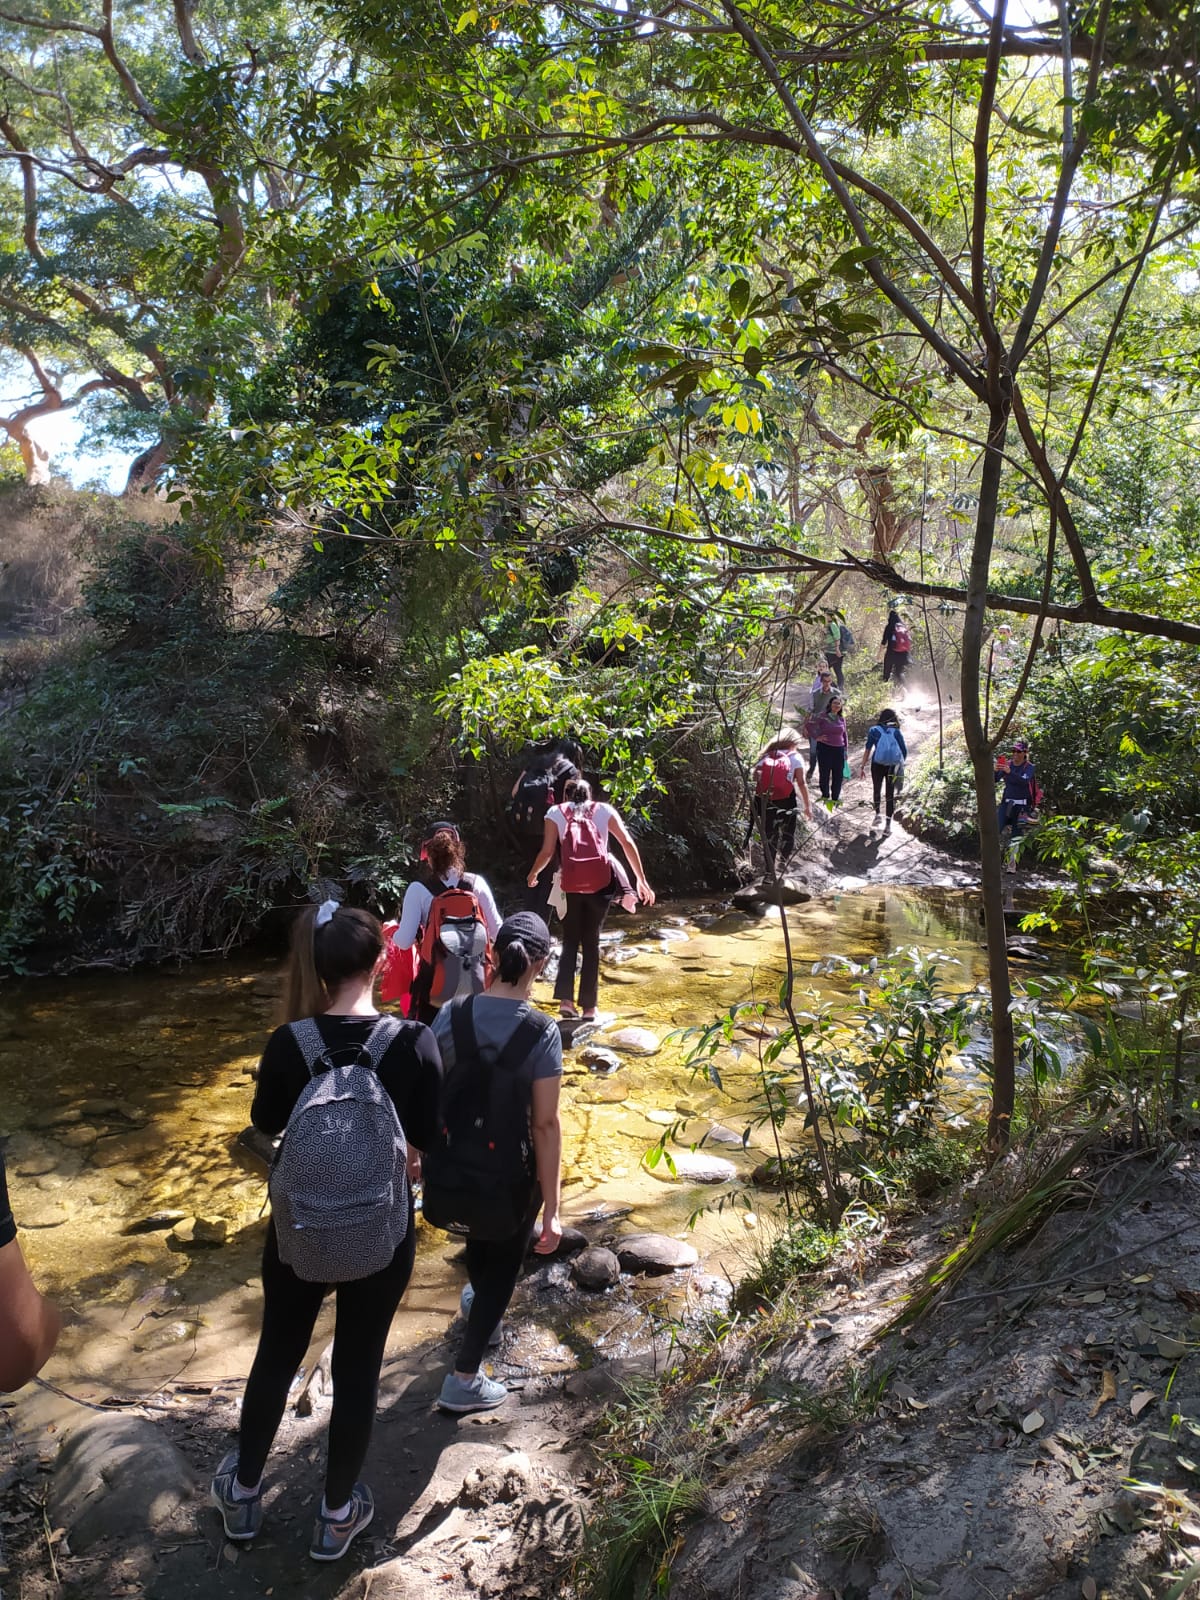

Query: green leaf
[728,277,751,317]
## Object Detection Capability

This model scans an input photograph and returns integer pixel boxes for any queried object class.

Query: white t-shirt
[545,801,618,853]
[755,750,805,784]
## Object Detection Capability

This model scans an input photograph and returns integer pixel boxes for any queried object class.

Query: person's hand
[637,879,656,908]
[533,1213,562,1254]
[406,1148,423,1183]
[527,869,541,888]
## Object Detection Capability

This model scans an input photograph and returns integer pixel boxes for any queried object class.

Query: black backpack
[508,756,575,839]
[420,998,547,1240]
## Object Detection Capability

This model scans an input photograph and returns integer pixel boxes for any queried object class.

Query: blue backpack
[873,725,902,766]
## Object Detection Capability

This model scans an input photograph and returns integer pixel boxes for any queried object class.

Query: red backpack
[560,803,612,894]
[755,753,794,801]
[892,622,912,652]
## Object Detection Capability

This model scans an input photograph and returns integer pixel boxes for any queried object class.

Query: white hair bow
[315,898,340,927]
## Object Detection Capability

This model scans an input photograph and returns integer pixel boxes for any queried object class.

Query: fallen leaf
[1090,1371,1118,1418]
[1132,1319,1154,1345]
[975,1388,997,1415]
[1130,1273,1153,1283]
[1157,1334,1188,1360]
[1131,1390,1156,1418]
[1081,1289,1107,1304]
[1082,1578,1097,1600]
[720,1510,737,1523]
[907,1397,930,1411]
[1023,1410,1045,1434]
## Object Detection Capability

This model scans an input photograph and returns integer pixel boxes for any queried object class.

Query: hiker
[527,778,654,1020]
[0,1148,61,1392]
[749,728,813,872]
[995,739,1038,870]
[823,615,845,689]
[423,912,563,1414]
[810,693,849,805]
[392,824,502,1023]
[805,667,837,778]
[509,738,582,917]
[881,606,913,686]
[859,707,907,832]
[211,902,442,1561]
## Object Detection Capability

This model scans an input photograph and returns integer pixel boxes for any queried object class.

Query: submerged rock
[90,1126,167,1168]
[605,1027,661,1056]
[645,1150,737,1185]
[572,1246,621,1290]
[616,1234,700,1274]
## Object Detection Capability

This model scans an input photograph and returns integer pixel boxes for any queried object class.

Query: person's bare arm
[527,817,558,886]
[511,769,526,800]
[0,1238,60,1392]
[530,1076,562,1254]
[607,814,655,906]
[792,766,813,819]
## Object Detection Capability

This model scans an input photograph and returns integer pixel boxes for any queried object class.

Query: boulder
[580,1080,630,1105]
[604,1027,661,1057]
[704,1123,746,1147]
[645,1150,737,1185]
[580,1046,621,1075]
[731,887,767,915]
[525,1225,588,1261]
[49,1415,196,1553]
[571,1246,621,1290]
[615,1234,700,1275]
[644,1109,677,1127]
[29,1106,83,1130]
[772,875,814,905]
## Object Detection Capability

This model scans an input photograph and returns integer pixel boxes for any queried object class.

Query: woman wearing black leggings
[210,902,442,1562]
[430,913,563,1413]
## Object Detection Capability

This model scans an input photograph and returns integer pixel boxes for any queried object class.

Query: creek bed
[0,887,1020,1393]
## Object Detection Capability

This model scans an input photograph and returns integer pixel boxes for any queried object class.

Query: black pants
[827,651,844,689]
[815,742,845,802]
[883,647,909,685]
[754,794,797,871]
[236,1213,416,1505]
[554,888,611,1012]
[871,762,897,818]
[457,1207,538,1374]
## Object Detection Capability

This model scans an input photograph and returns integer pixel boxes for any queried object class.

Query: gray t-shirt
[431,997,563,1082]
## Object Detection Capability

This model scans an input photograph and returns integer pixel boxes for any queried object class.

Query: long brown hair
[280,904,385,1023]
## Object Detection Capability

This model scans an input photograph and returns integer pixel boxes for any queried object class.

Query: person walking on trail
[823,615,845,689]
[0,1146,60,1392]
[810,694,849,805]
[508,738,581,918]
[805,667,837,778]
[211,902,442,1562]
[392,824,502,1024]
[859,707,907,833]
[881,605,913,687]
[749,728,813,872]
[527,778,654,1020]
[995,738,1038,871]
[423,913,563,1415]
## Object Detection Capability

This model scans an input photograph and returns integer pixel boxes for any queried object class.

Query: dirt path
[776,674,981,893]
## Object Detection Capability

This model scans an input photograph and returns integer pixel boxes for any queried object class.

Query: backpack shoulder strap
[449,995,477,1066]
[363,1015,403,1069]
[497,1006,549,1075]
[288,1018,328,1079]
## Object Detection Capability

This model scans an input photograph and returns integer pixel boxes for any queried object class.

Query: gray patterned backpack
[269,1016,408,1283]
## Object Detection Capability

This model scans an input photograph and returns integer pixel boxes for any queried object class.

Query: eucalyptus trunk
[960,395,1017,1152]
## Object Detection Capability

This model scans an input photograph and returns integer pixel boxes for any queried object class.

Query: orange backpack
[417,880,493,1009]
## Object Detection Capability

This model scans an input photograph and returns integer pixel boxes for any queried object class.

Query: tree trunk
[960,395,1017,1153]
[123,438,172,495]
[16,425,51,486]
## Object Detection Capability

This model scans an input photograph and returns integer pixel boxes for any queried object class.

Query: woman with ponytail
[211,901,443,1563]
[425,912,563,1415]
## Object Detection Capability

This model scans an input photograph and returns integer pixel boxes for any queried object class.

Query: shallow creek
[1,888,1005,1396]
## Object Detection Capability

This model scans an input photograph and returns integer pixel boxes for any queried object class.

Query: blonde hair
[753,726,803,766]
[279,904,384,1023]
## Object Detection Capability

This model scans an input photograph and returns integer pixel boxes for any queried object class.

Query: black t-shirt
[251,1014,443,1151]
[0,1148,16,1249]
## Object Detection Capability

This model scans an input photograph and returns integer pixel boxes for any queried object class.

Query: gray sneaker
[438,1370,508,1414]
[209,1450,263,1541]
[460,1284,503,1347]
[309,1482,374,1562]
